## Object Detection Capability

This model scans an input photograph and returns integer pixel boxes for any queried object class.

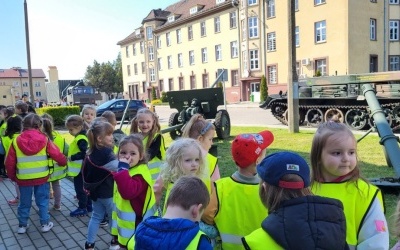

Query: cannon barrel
[161,124,184,134]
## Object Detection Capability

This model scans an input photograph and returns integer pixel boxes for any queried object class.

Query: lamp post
[24,0,34,103]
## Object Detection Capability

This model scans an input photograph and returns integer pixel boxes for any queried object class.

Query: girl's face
[67,125,82,137]
[137,113,154,135]
[181,146,201,175]
[98,133,114,148]
[119,142,142,167]
[320,132,357,182]
[198,129,215,152]
[83,109,96,124]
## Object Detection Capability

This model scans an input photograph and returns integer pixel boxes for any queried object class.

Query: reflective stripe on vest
[48,132,67,181]
[14,137,49,180]
[111,163,156,246]
[143,134,165,183]
[67,134,87,177]
[311,180,381,249]
[243,228,283,250]
[214,177,267,250]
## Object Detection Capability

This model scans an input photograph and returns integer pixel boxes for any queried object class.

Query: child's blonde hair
[310,121,360,183]
[22,113,42,131]
[161,138,206,187]
[81,104,96,129]
[101,110,117,126]
[118,134,147,166]
[86,118,114,155]
[130,108,161,150]
[181,114,215,139]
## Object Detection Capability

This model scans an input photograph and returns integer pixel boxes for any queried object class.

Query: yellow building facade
[118,0,400,103]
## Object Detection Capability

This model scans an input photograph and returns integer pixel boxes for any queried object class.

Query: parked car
[96,99,147,121]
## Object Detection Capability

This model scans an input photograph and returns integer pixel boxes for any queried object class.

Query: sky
[0,0,177,80]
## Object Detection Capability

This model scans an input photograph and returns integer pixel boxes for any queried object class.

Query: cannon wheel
[214,109,231,139]
[168,112,182,140]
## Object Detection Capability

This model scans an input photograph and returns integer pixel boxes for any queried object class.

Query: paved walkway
[0,178,112,250]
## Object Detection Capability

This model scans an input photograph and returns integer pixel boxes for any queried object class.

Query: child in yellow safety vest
[111,134,156,248]
[310,121,389,249]
[41,113,69,211]
[203,130,274,250]
[242,152,348,250]
[5,114,67,234]
[128,176,212,250]
[130,108,165,183]
[0,106,15,178]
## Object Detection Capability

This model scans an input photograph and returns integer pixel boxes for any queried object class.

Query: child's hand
[119,156,131,165]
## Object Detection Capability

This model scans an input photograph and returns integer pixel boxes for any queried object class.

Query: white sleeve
[357,197,389,250]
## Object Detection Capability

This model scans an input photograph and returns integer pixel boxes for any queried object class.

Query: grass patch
[61,126,399,245]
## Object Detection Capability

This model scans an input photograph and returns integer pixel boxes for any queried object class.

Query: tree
[151,86,157,100]
[260,75,268,102]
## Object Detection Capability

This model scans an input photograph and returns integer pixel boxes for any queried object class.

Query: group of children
[0,100,396,249]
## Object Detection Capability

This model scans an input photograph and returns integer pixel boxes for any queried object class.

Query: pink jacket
[6,129,67,186]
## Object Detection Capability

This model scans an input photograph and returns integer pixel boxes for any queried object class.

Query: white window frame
[189,50,195,65]
[125,46,129,57]
[127,65,131,76]
[370,19,377,41]
[149,68,155,82]
[157,37,161,49]
[188,26,193,40]
[295,0,299,10]
[176,29,182,44]
[158,58,162,71]
[314,0,326,5]
[230,41,238,58]
[315,20,326,43]
[178,53,183,67]
[267,0,275,18]
[267,32,276,51]
[215,45,222,61]
[315,59,327,76]
[389,56,400,71]
[34,82,40,87]
[249,49,259,70]
[230,12,237,28]
[133,44,136,55]
[389,20,399,41]
[134,63,138,75]
[201,22,207,37]
[146,26,153,40]
[202,48,208,63]
[295,26,300,46]
[140,41,144,53]
[214,17,221,33]
[35,91,42,97]
[148,46,154,61]
[168,55,172,69]
[248,17,258,38]
[267,65,277,84]
[166,32,171,46]
[248,0,257,6]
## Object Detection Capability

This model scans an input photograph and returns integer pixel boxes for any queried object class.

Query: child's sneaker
[109,238,120,250]
[70,208,88,217]
[85,242,95,250]
[87,204,93,213]
[41,222,53,233]
[53,204,61,211]
[100,218,108,228]
[17,224,29,234]
[8,197,19,206]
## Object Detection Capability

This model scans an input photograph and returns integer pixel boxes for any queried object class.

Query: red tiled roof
[0,68,46,78]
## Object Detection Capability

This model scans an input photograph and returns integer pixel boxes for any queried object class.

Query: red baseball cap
[231,130,274,168]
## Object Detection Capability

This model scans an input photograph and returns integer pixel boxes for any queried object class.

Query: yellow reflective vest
[243,228,283,250]
[144,134,165,183]
[214,177,267,250]
[311,180,383,249]
[1,133,19,156]
[111,163,156,246]
[67,134,87,177]
[0,121,7,137]
[13,136,49,180]
[48,131,67,181]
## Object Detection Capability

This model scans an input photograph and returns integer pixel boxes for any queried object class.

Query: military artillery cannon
[161,87,231,140]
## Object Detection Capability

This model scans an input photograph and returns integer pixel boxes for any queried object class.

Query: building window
[202,74,209,88]
[146,26,153,40]
[166,32,171,46]
[249,49,259,70]
[267,65,277,84]
[140,42,144,54]
[158,58,162,71]
[202,48,208,63]
[23,82,28,87]
[178,53,183,67]
[188,26,193,40]
[267,0,275,18]
[390,0,399,3]
[370,19,377,41]
[189,50,195,65]
[231,70,239,86]
[248,17,258,38]
[34,82,40,87]
[215,45,222,61]
[159,79,164,92]
[315,59,327,76]
[134,63,138,75]
[35,91,42,97]
[190,75,196,89]
[148,46,154,61]
[295,0,299,10]
[168,56,172,69]
[295,26,300,46]
[314,0,325,5]
[389,20,399,41]
[389,56,400,71]
[14,82,19,87]
[267,32,276,51]
[141,62,145,74]
[230,12,237,28]
[149,68,155,82]
[201,22,207,37]
[243,51,248,71]
[179,77,184,90]
[157,37,161,49]
[231,41,238,58]
[248,0,257,6]
[133,44,136,55]
[315,20,326,43]
[127,65,131,76]
[125,46,129,57]
[168,78,174,91]
[370,0,377,2]
[214,17,221,33]
[176,29,182,44]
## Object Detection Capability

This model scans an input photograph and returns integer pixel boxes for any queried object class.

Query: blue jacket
[134,216,212,250]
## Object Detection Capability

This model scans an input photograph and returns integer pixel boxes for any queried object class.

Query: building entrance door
[250,82,260,102]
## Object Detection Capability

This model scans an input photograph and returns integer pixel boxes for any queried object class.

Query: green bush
[151,99,162,105]
[260,75,268,102]
[160,91,168,102]
[151,86,157,100]
[36,106,80,126]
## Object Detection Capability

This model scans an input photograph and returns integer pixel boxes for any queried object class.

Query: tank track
[270,101,400,130]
